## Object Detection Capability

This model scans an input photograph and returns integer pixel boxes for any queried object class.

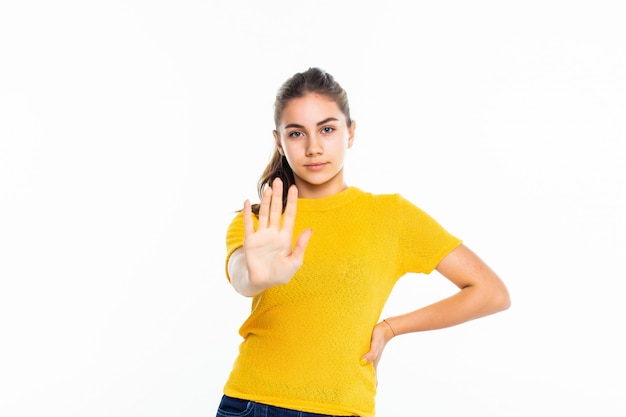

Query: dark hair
[251,67,352,214]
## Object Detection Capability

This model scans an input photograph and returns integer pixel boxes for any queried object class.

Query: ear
[273,130,284,156]
[347,120,356,149]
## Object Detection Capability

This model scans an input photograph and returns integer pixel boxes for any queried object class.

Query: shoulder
[358,189,442,227]
[356,188,413,208]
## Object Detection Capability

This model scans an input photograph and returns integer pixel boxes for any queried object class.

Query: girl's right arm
[228,178,312,297]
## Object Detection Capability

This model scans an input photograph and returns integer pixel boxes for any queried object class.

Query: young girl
[217,67,510,417]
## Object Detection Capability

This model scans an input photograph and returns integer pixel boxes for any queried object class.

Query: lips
[305,162,327,171]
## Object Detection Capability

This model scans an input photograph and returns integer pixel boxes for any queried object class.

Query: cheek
[281,145,299,164]
[283,141,304,155]
[335,139,351,153]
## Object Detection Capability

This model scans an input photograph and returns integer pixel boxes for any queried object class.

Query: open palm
[242,178,312,290]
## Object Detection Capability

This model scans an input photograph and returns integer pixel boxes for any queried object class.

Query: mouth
[304,162,327,171]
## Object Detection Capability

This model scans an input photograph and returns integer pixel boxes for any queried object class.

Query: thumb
[291,228,313,260]
[360,336,383,366]
[360,349,375,366]
[361,321,393,367]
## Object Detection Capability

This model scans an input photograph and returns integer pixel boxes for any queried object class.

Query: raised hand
[239,177,312,295]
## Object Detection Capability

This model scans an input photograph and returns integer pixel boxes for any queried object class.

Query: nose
[305,135,323,156]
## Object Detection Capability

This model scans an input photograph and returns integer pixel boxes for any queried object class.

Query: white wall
[1,1,624,416]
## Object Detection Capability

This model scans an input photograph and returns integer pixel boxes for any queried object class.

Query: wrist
[383,319,396,339]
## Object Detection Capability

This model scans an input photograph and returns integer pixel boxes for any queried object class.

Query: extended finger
[291,227,312,264]
[243,199,254,237]
[268,177,284,228]
[257,185,272,229]
[281,184,298,233]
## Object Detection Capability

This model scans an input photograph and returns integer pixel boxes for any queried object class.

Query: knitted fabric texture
[223,187,462,417]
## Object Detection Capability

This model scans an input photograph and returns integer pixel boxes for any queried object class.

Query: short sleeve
[397,196,462,274]
[224,211,246,282]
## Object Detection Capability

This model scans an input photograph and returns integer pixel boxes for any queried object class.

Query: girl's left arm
[361,244,510,367]
[389,243,510,335]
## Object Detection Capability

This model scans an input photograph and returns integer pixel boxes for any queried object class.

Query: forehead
[280,93,344,126]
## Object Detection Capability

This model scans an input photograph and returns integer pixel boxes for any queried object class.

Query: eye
[321,126,335,134]
[288,131,303,138]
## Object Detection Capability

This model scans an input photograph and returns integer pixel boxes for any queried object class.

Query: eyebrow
[284,117,340,130]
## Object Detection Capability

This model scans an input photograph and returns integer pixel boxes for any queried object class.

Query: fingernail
[360,357,368,366]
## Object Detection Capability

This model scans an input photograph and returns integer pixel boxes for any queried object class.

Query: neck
[295,178,348,199]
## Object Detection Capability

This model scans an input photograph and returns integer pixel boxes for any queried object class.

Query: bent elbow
[494,286,511,312]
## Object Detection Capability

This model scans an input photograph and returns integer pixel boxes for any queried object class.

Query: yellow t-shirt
[223,187,462,417]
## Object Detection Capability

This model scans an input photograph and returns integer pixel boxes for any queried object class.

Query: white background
[1,1,624,416]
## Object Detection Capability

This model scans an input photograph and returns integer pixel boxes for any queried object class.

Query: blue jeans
[215,395,355,417]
